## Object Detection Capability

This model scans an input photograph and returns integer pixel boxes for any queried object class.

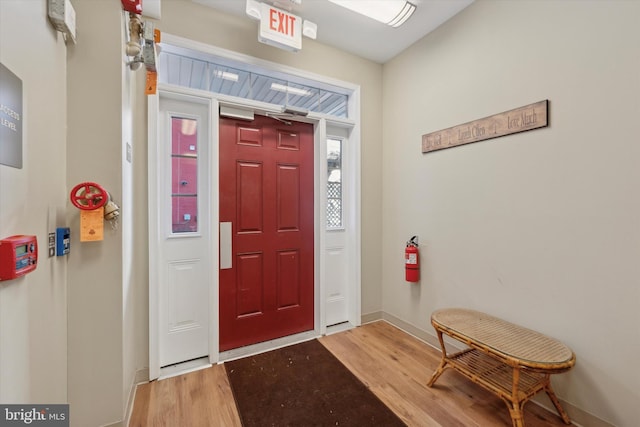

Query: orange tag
[145,71,157,95]
[80,207,104,242]
[154,28,161,43]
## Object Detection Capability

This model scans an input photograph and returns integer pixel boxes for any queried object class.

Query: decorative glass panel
[327,138,342,229]
[171,117,198,233]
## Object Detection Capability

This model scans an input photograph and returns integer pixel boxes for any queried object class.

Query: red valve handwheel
[70,182,108,210]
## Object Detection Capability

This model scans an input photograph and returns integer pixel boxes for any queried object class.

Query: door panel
[220,115,314,351]
[237,161,264,232]
[277,249,301,308]
[277,164,300,230]
[325,244,348,325]
[166,259,206,336]
[236,252,263,316]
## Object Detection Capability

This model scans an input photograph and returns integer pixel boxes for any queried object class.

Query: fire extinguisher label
[406,253,417,264]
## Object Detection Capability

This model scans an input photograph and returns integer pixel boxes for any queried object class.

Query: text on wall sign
[422,100,549,154]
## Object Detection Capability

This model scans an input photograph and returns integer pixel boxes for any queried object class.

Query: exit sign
[259,3,302,52]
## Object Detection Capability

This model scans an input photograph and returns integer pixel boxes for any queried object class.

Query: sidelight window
[171,117,199,233]
[327,138,343,229]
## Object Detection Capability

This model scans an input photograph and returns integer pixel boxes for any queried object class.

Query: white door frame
[148,40,361,379]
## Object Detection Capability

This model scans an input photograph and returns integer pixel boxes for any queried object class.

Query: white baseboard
[135,367,150,384]
[361,310,383,324]
[123,367,150,427]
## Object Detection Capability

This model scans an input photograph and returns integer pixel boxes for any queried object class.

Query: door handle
[220,222,232,269]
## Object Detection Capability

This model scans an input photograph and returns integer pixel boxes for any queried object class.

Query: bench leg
[427,359,447,387]
[506,400,526,427]
[544,382,572,424]
[505,367,526,427]
[427,329,449,387]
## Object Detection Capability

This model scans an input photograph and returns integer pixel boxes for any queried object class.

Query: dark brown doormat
[224,339,406,426]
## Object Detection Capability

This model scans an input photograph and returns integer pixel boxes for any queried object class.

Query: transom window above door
[158,44,350,118]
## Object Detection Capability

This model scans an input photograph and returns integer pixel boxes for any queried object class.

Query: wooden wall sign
[422,100,548,154]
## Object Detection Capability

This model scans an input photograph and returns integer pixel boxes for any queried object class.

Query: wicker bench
[427,308,575,427]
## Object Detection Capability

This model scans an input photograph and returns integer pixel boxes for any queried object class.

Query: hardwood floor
[130,321,571,426]
[130,362,241,427]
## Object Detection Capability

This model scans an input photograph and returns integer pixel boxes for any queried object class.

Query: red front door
[219,115,314,351]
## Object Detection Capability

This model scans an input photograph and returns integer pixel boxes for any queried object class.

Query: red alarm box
[121,0,142,15]
[0,235,38,281]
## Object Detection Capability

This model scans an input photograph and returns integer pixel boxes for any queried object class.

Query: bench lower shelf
[428,345,572,427]
[443,348,548,402]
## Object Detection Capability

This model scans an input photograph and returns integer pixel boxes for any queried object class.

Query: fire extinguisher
[405,236,419,282]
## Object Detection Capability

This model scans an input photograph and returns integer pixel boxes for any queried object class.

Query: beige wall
[66,1,124,425]
[0,0,68,405]
[381,1,640,425]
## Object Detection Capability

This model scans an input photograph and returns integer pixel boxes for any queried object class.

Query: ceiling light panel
[328,0,416,28]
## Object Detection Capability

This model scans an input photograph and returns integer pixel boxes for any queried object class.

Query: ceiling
[193,0,474,63]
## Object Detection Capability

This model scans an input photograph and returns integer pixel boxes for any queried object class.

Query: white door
[157,96,211,367]
[324,129,352,326]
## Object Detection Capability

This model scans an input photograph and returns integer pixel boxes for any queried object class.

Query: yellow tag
[154,28,161,43]
[80,207,104,242]
[145,71,157,95]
